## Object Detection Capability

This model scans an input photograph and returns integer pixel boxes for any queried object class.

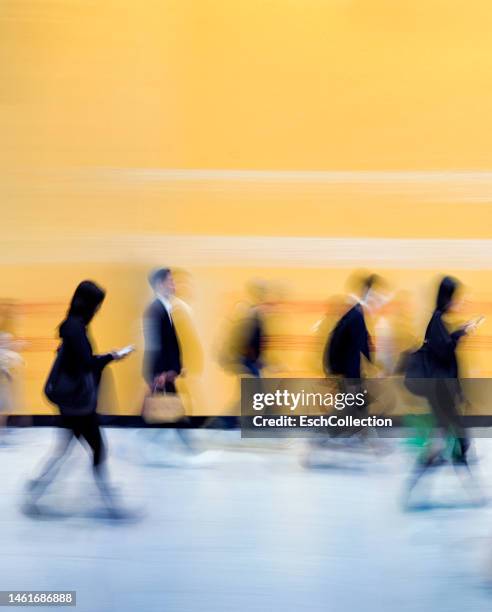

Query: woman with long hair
[404,275,483,504]
[26,280,133,516]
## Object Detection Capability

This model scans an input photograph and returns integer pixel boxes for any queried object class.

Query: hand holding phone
[464,316,485,334]
[113,345,135,360]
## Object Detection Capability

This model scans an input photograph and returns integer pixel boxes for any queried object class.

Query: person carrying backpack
[403,276,484,506]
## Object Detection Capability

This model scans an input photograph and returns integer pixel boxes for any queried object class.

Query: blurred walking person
[236,280,269,378]
[212,279,271,429]
[322,273,382,436]
[300,274,385,466]
[0,301,24,445]
[26,281,133,516]
[0,332,24,446]
[403,276,483,506]
[143,268,194,454]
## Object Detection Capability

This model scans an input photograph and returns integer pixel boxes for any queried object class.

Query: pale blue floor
[2,428,492,612]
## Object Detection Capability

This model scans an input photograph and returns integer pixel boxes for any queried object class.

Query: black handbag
[44,345,97,415]
[403,342,432,398]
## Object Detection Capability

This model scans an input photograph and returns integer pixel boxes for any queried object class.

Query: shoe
[25,477,45,492]
[20,499,41,517]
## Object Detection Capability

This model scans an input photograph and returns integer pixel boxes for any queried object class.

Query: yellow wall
[1,1,492,415]
[4,1,492,171]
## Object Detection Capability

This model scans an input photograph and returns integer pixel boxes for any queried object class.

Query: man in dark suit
[322,273,382,438]
[324,274,379,380]
[143,268,199,454]
[143,268,181,393]
[324,303,370,382]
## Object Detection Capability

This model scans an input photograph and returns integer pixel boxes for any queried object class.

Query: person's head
[66,280,106,325]
[361,274,380,300]
[246,278,268,305]
[149,268,175,299]
[346,270,386,311]
[346,270,379,300]
[436,275,461,313]
[364,275,393,313]
[172,268,192,301]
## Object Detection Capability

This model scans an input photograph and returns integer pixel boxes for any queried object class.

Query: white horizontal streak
[1,234,492,269]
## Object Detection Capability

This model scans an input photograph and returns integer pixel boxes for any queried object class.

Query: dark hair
[362,274,381,296]
[346,270,382,299]
[65,280,106,325]
[436,276,460,312]
[148,268,171,289]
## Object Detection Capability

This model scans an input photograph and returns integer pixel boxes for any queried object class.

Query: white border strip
[97,168,492,184]
[2,234,492,269]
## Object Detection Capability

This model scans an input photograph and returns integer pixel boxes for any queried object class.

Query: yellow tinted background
[1,1,492,415]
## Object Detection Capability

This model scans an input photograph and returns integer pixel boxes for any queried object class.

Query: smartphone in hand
[465,316,485,333]
[114,345,136,359]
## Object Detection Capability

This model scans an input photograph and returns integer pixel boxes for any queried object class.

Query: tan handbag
[142,388,186,424]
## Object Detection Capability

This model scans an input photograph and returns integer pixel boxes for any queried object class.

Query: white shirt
[348,293,365,307]
[157,294,173,325]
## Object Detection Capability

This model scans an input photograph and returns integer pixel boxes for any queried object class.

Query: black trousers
[60,413,105,467]
[427,379,463,435]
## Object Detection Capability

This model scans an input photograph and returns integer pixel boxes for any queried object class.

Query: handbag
[142,386,186,424]
[403,342,432,398]
[44,345,97,415]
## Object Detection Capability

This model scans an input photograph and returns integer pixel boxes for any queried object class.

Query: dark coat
[59,316,114,382]
[324,303,371,379]
[424,310,465,378]
[143,299,182,385]
[47,315,113,415]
